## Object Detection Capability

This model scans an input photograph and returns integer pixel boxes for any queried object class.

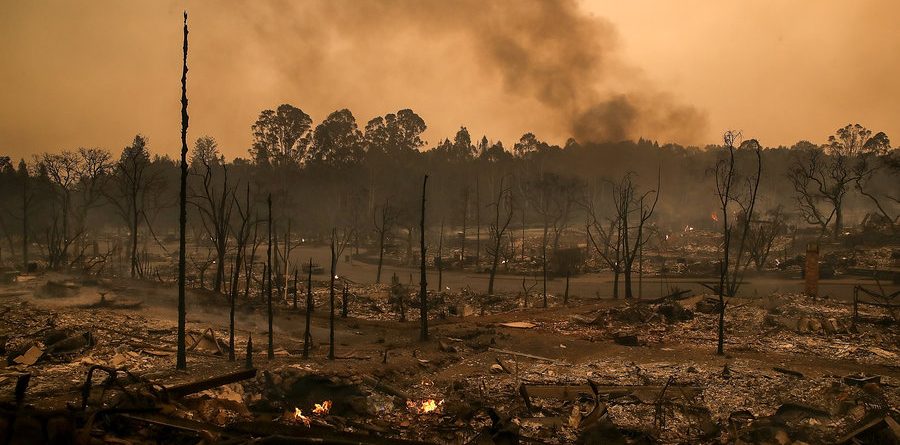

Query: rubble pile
[0,272,897,444]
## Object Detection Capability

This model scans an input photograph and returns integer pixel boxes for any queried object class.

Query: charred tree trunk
[328,230,336,359]
[244,223,258,301]
[229,250,240,361]
[176,12,189,371]
[130,196,139,278]
[419,175,429,341]
[266,194,274,360]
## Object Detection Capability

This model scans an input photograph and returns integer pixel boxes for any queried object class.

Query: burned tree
[328,227,353,360]
[228,184,253,361]
[619,172,659,300]
[585,179,624,298]
[36,148,110,269]
[176,11,189,371]
[526,172,579,307]
[106,135,158,278]
[486,176,514,295]
[744,206,788,271]
[372,199,398,284]
[189,136,234,294]
[266,193,274,360]
[419,175,429,341]
[788,124,886,238]
[711,132,761,355]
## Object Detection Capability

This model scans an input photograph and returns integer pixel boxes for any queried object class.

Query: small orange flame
[293,407,311,427]
[313,400,332,415]
[407,399,442,414]
[711,212,719,222]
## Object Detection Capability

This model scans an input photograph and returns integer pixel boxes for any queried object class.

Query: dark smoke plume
[228,0,708,144]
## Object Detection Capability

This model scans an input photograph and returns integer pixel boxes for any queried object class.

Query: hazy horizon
[2,0,898,160]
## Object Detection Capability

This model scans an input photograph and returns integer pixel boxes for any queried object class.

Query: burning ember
[292,408,311,427]
[312,400,332,415]
[407,399,442,414]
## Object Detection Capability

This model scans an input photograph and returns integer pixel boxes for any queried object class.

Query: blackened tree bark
[419,175,429,341]
[373,199,396,284]
[487,177,514,295]
[228,184,252,362]
[712,132,762,355]
[176,11,189,371]
[266,193,274,360]
[189,150,234,294]
[328,229,337,359]
[20,164,32,269]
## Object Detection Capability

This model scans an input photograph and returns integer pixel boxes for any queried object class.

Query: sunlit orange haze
[1,0,898,160]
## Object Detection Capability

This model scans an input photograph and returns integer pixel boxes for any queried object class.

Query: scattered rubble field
[0,274,898,445]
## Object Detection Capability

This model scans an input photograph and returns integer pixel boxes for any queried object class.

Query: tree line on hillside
[0,104,897,288]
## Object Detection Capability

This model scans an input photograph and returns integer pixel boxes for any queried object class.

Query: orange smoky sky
[1,0,898,161]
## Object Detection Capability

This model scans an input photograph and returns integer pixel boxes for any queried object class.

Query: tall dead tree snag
[328,229,337,360]
[176,11,189,371]
[712,131,761,355]
[487,177,514,295]
[189,139,234,294]
[373,199,397,284]
[585,172,657,300]
[586,182,624,299]
[326,227,353,360]
[266,193,274,360]
[419,175,429,341]
[621,172,659,299]
[527,173,578,307]
[228,184,252,362]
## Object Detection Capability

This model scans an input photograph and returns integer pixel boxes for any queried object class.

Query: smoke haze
[1,1,897,159]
